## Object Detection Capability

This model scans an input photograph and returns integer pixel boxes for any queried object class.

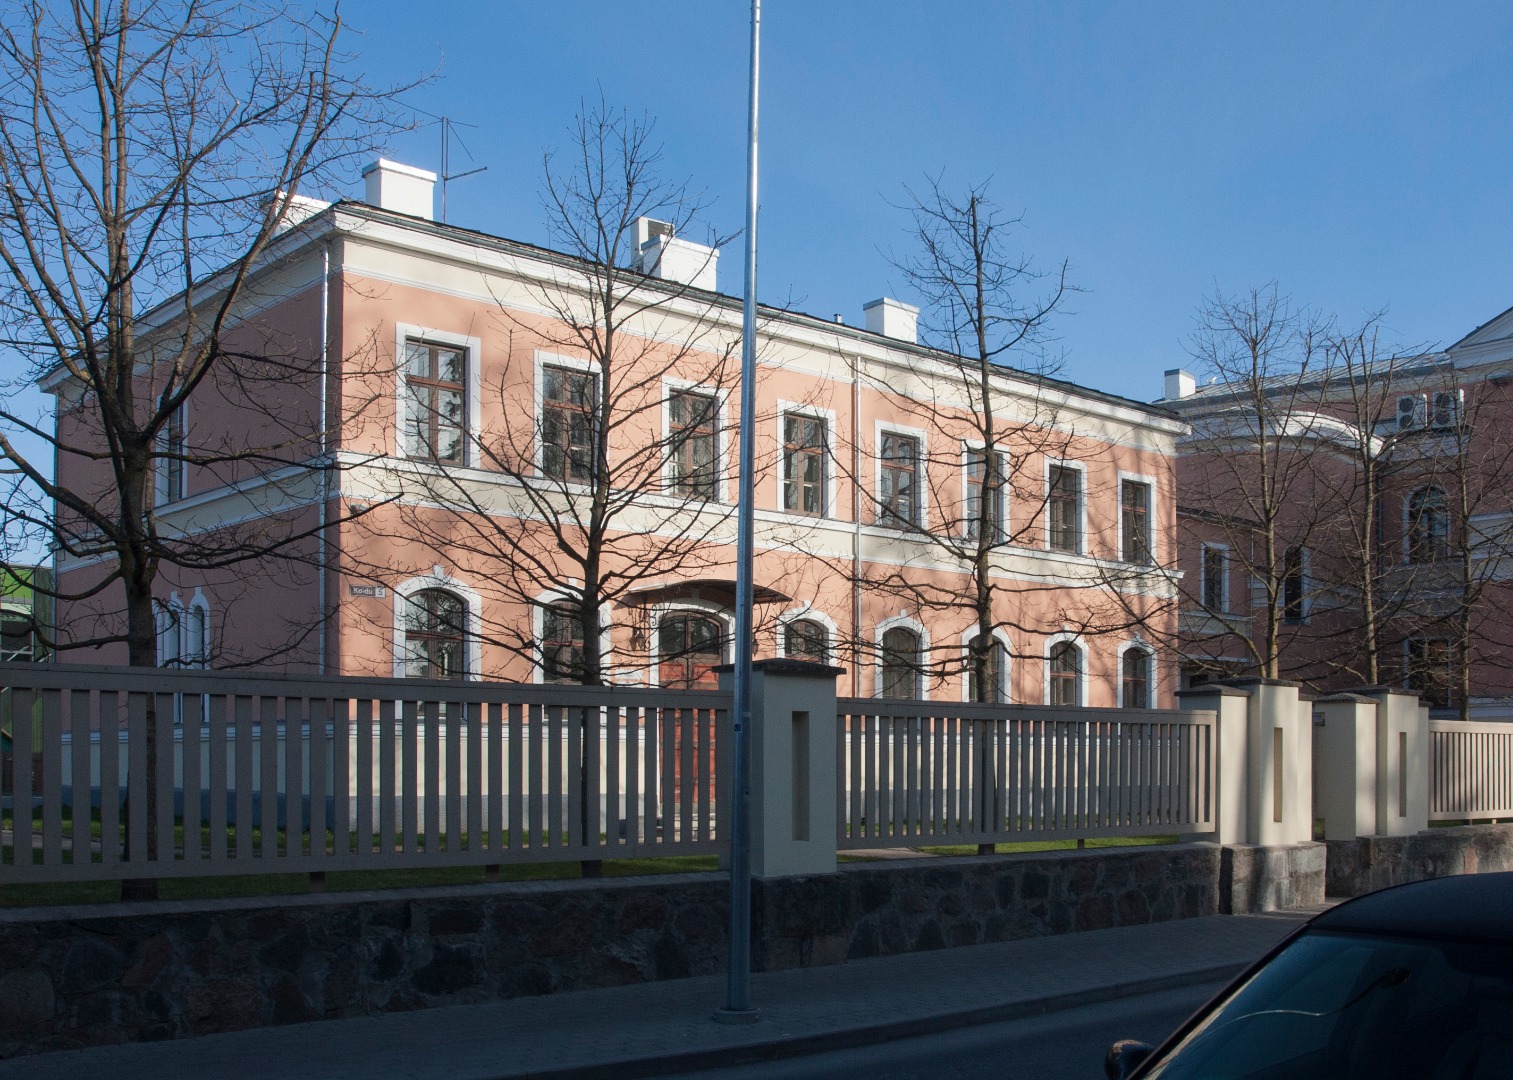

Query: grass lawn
[0,854,722,908]
[914,835,1178,856]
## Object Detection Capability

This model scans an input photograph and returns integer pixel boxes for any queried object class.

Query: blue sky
[345,2,1511,404]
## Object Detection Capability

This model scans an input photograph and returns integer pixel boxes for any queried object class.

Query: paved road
[658,980,1223,1080]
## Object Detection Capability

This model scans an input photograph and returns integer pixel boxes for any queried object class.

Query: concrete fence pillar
[1237,679,1313,847]
[717,659,843,879]
[1313,693,1378,842]
[1175,684,1251,845]
[1361,687,1429,836]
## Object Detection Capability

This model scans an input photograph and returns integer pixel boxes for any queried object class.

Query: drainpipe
[852,349,863,698]
[318,242,330,675]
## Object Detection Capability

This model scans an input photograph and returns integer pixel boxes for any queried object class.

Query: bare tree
[356,100,774,690]
[0,0,408,899]
[847,178,1160,704]
[0,0,406,667]
[1177,286,1335,681]
[1299,322,1434,688]
[1401,366,1513,719]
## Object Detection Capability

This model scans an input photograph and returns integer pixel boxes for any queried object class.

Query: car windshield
[1144,929,1513,1080]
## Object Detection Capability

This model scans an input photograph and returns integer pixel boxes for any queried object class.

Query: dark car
[1105,872,1513,1080]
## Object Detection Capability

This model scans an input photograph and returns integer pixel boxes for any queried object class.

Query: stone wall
[1220,842,1326,913]
[0,840,1320,1058]
[1326,824,1513,897]
[754,844,1223,970]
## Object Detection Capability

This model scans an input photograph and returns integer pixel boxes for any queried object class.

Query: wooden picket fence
[836,699,1216,848]
[0,664,727,883]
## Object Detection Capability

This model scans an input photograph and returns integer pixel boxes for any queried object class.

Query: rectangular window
[541,604,586,683]
[965,449,1006,541]
[783,413,827,516]
[1047,465,1081,553]
[403,340,466,463]
[1201,545,1227,612]
[1405,638,1453,707]
[1121,480,1152,565]
[878,432,920,527]
[156,406,186,504]
[542,365,597,483]
[668,389,718,500]
[968,638,1007,704]
[1282,546,1306,623]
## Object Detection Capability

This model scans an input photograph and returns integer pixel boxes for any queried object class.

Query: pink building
[1163,313,1513,718]
[50,161,1183,707]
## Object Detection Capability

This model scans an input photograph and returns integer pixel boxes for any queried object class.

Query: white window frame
[1117,471,1156,565]
[873,419,928,530]
[395,323,482,467]
[874,614,929,700]
[1043,458,1086,555]
[776,401,837,519]
[961,442,1009,542]
[393,568,483,680]
[533,349,601,484]
[1199,543,1230,613]
[1403,485,1450,565]
[777,605,840,663]
[1281,545,1311,624]
[153,401,189,507]
[1044,633,1087,708]
[1117,639,1156,709]
[530,589,612,685]
[155,595,183,667]
[661,377,729,503]
[959,628,1012,703]
[154,588,209,669]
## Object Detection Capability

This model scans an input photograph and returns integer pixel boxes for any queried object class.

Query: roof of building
[326,200,1182,427]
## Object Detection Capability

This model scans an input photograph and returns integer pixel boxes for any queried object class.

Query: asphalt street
[655,979,1224,1080]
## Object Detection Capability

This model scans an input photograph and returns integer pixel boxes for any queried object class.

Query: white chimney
[863,297,919,344]
[362,159,436,220]
[1164,368,1197,400]
[632,217,718,291]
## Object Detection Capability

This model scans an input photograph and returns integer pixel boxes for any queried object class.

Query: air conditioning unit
[1431,389,1464,430]
[1396,394,1428,431]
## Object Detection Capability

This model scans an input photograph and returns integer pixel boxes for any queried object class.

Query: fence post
[1176,684,1251,845]
[719,659,842,878]
[1313,693,1378,841]
[1360,687,1429,836]
[1233,679,1312,846]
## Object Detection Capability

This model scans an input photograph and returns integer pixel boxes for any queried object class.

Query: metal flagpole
[714,0,761,1025]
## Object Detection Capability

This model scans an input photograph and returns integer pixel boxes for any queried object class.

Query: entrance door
[657,613,724,689]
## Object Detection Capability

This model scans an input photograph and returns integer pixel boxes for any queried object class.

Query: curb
[502,962,1245,1080]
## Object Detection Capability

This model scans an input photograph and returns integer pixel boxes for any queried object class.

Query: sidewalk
[2,908,1322,1080]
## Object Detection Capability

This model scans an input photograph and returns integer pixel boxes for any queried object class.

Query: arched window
[880,626,922,699]
[967,635,1008,704]
[1122,647,1152,709]
[658,612,724,689]
[404,589,466,679]
[541,603,586,683]
[784,618,828,663]
[1048,640,1082,707]
[1408,487,1450,563]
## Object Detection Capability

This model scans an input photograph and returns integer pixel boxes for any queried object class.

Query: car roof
[1311,872,1513,943]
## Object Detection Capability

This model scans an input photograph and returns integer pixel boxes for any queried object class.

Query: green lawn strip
[914,835,1178,856]
[0,853,724,908]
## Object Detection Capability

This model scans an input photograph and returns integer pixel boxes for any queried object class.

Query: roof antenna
[438,117,486,223]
